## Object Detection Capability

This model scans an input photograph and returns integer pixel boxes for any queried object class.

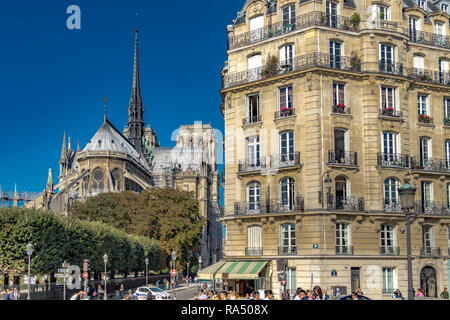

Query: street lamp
[103,253,108,300]
[198,256,202,294]
[26,243,33,300]
[398,178,417,301]
[145,257,149,287]
[171,251,177,300]
[187,261,190,288]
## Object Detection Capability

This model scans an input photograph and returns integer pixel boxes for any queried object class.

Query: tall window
[247,225,262,251]
[91,168,104,195]
[247,94,260,123]
[336,223,351,254]
[419,137,431,166]
[442,4,449,13]
[381,87,397,111]
[325,1,338,27]
[286,268,296,293]
[445,98,450,124]
[248,54,262,81]
[247,182,261,213]
[380,44,395,72]
[280,223,296,254]
[422,226,433,253]
[382,132,400,156]
[413,55,425,70]
[434,21,445,36]
[381,224,396,254]
[282,4,296,31]
[330,41,342,69]
[247,136,260,166]
[373,4,390,20]
[279,177,295,211]
[418,0,426,10]
[409,16,421,42]
[439,59,449,84]
[333,83,345,107]
[280,44,294,68]
[279,86,293,111]
[280,131,294,162]
[421,181,433,212]
[384,178,400,212]
[445,140,450,169]
[250,16,264,42]
[417,94,428,115]
[447,183,450,208]
[382,268,396,294]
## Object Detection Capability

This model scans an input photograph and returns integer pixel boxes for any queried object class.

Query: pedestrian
[114,283,120,297]
[147,290,154,300]
[252,291,260,300]
[323,290,330,300]
[119,283,125,299]
[194,276,198,284]
[263,290,273,300]
[415,288,424,297]
[306,290,311,299]
[97,284,104,299]
[355,288,363,296]
[88,284,97,300]
[310,286,324,300]
[229,291,237,300]
[2,288,11,300]
[11,287,20,300]
[156,279,160,289]
[351,292,359,300]
[392,289,404,300]
[219,291,228,300]
[244,293,250,300]
[440,287,449,299]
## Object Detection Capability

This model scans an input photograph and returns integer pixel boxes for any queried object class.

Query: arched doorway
[420,266,437,297]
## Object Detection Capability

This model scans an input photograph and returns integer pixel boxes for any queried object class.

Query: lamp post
[187,262,190,288]
[198,256,202,294]
[398,178,417,301]
[171,251,177,300]
[26,243,33,300]
[103,253,108,300]
[145,257,149,287]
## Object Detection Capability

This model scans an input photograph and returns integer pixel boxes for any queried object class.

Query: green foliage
[0,207,160,276]
[350,13,361,25]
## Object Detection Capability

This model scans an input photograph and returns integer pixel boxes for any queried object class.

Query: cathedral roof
[82,118,149,170]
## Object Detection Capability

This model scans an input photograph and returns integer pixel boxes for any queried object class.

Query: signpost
[56,261,71,300]
[171,270,177,277]
[83,260,89,293]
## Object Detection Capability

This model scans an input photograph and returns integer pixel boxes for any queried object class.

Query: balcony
[222,52,361,89]
[420,247,441,257]
[238,157,266,174]
[234,197,304,216]
[245,247,263,256]
[243,115,261,126]
[328,150,358,166]
[417,114,433,124]
[415,201,450,216]
[384,200,403,213]
[327,196,364,212]
[270,152,302,169]
[332,104,351,115]
[379,61,404,76]
[377,153,410,169]
[380,108,402,118]
[403,28,450,49]
[336,245,354,255]
[411,157,450,174]
[408,68,449,86]
[278,246,297,256]
[380,246,400,256]
[229,11,359,50]
[274,108,296,119]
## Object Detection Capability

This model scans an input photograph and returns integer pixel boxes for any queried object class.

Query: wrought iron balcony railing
[380,108,402,118]
[327,196,364,211]
[377,153,410,168]
[415,201,450,215]
[245,247,263,256]
[384,200,403,213]
[379,61,404,76]
[270,152,302,169]
[222,52,361,89]
[275,108,296,119]
[403,28,450,49]
[380,246,400,256]
[234,197,304,216]
[243,115,261,125]
[229,11,358,50]
[278,246,297,256]
[408,68,450,85]
[328,150,358,166]
[238,157,266,173]
[336,245,354,255]
[332,105,351,114]
[411,157,450,173]
[420,247,441,257]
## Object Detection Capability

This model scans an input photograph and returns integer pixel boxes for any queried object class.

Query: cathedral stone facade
[27,31,222,267]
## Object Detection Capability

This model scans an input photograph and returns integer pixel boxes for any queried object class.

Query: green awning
[198,260,227,281]
[215,260,268,280]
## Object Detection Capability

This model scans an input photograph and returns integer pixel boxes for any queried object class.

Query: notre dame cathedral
[26,31,222,267]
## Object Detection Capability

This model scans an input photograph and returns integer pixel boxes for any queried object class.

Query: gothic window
[111,168,121,192]
[92,168,104,195]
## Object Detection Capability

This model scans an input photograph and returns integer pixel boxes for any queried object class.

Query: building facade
[27,31,222,267]
[217,0,450,299]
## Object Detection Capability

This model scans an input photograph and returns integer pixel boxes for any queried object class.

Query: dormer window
[442,4,448,13]
[373,4,390,21]
[282,4,296,31]
[98,140,102,147]
[418,0,426,10]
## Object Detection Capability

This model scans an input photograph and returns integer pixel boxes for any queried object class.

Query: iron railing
[275,108,296,119]
[377,153,410,168]
[245,247,263,256]
[384,200,403,213]
[408,68,450,85]
[332,105,351,114]
[411,157,450,173]
[234,197,304,216]
[379,61,404,76]
[336,245,354,255]
[415,201,450,215]
[403,28,450,49]
[328,150,358,166]
[238,157,266,173]
[278,246,297,256]
[222,52,361,89]
[229,11,359,50]
[243,115,262,125]
[327,196,364,211]
[270,152,302,169]
[380,246,400,256]
[380,108,402,118]
[420,247,441,257]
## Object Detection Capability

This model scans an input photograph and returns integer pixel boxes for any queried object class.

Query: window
[446,141,450,169]
[380,87,397,111]
[373,4,390,20]
[248,54,262,81]
[325,1,338,28]
[382,268,396,294]
[279,45,294,68]
[417,94,428,115]
[442,4,449,13]
[413,55,424,70]
[381,225,396,254]
[247,136,260,166]
[384,178,400,212]
[250,16,264,42]
[380,44,395,72]
[247,94,260,123]
[445,98,450,124]
[382,132,400,156]
[439,59,449,84]
[447,184,450,208]
[418,0,426,10]
[409,17,421,41]
[434,21,445,36]
[279,86,293,110]
[279,177,295,211]
[333,83,345,107]
[280,131,294,162]
[282,4,296,31]
[422,226,433,253]
[286,268,296,293]
[421,181,433,212]
[247,182,261,213]
[336,223,351,254]
[247,225,262,252]
[330,41,342,68]
[419,137,431,165]
[280,223,296,253]
[91,168,104,195]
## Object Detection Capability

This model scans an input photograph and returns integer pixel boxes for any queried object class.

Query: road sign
[313,244,319,249]
[82,272,89,279]
[331,269,337,277]
[83,260,89,272]
[58,268,69,273]
[281,279,287,286]
[55,273,68,278]
[171,270,177,276]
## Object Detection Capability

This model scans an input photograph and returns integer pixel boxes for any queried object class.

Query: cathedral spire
[127,29,145,154]
[46,168,54,193]
[60,131,67,163]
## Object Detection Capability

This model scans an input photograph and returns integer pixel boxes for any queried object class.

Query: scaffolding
[0,185,41,208]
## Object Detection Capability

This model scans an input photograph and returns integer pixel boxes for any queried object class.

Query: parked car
[133,286,170,300]
[332,294,371,300]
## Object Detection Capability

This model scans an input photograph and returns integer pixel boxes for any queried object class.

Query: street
[168,285,199,300]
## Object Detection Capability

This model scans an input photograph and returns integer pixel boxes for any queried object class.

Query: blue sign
[331,270,337,277]
[313,244,319,249]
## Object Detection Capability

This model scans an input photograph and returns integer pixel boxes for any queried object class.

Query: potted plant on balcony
[336,103,347,113]
[350,13,361,31]
[262,55,279,79]
[418,114,431,123]
[280,106,292,115]
[383,106,394,116]
[320,12,327,26]
[379,11,385,20]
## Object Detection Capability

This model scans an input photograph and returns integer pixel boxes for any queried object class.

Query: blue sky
[0,0,245,194]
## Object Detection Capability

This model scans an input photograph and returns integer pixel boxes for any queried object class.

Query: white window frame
[279,131,294,160]
[247,182,261,213]
[422,225,434,250]
[246,93,260,120]
[382,268,397,295]
[249,16,264,42]
[279,177,295,210]
[445,97,450,122]
[279,44,294,68]
[434,21,445,36]
[280,223,296,249]
[333,82,346,106]
[380,86,398,111]
[247,225,262,249]
[247,136,260,166]
[417,94,428,115]
[281,4,296,30]
[380,224,397,252]
[336,223,351,251]
[382,131,400,155]
[278,86,293,111]
[373,4,390,21]
[442,4,449,14]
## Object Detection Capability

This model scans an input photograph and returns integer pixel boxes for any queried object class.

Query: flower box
[418,114,431,123]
